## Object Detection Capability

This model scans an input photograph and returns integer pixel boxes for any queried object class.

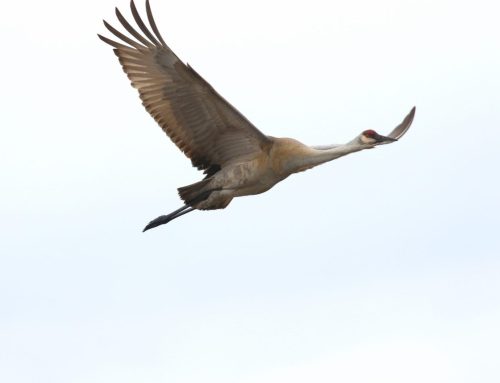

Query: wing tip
[387,105,417,140]
[97,32,112,45]
[406,105,416,123]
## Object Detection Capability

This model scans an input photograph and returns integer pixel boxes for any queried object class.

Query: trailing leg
[143,205,194,232]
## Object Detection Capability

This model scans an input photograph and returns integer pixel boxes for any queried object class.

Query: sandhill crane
[99,0,416,232]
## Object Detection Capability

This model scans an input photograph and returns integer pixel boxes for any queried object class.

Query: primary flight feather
[99,0,416,231]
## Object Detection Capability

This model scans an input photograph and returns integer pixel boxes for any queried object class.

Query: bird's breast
[216,157,286,197]
[211,138,313,198]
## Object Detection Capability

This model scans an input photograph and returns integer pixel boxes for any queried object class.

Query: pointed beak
[374,133,398,145]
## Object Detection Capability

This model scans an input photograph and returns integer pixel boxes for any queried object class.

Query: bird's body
[99,1,416,231]
[179,138,326,210]
[190,137,362,209]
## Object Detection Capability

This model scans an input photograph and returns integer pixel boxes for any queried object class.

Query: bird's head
[360,129,398,146]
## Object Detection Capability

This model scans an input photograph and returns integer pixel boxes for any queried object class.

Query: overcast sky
[1,0,499,382]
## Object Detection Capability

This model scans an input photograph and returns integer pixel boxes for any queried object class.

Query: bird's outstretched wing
[98,0,271,175]
[387,106,416,140]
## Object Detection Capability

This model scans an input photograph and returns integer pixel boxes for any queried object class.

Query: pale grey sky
[1,0,499,382]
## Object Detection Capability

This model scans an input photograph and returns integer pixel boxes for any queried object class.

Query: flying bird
[98,0,416,232]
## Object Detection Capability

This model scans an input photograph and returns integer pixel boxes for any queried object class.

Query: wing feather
[387,107,416,140]
[115,7,154,48]
[99,0,270,172]
[145,0,168,47]
[103,20,146,51]
[130,0,162,46]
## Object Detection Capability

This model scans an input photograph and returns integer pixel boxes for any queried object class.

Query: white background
[1,0,499,382]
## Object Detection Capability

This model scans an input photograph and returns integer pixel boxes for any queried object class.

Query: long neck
[288,138,365,173]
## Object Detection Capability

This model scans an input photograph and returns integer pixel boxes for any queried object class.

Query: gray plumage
[98,1,416,231]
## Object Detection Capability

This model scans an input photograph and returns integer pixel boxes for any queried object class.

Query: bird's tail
[177,179,212,205]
